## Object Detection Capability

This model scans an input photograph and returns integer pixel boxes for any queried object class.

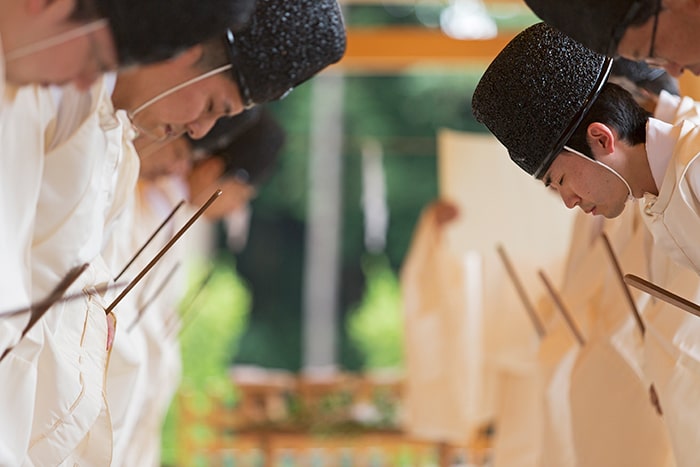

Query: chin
[605,205,627,219]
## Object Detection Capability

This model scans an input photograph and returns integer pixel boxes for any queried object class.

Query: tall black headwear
[223,0,347,107]
[471,22,612,179]
[523,0,657,56]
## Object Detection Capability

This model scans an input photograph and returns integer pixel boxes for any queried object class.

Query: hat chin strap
[5,19,109,61]
[564,145,635,203]
[129,64,232,118]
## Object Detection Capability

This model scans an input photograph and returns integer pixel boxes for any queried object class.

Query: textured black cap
[472,23,612,179]
[524,0,655,56]
[190,108,286,185]
[225,0,347,106]
[611,57,679,96]
[95,0,256,66]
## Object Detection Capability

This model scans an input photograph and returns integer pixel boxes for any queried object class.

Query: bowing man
[523,0,700,77]
[0,0,258,464]
[472,24,700,465]
[472,22,700,278]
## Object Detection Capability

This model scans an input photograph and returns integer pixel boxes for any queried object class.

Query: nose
[186,115,220,140]
[560,191,580,210]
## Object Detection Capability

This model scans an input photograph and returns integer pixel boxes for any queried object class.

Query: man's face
[7,20,118,89]
[542,150,630,219]
[617,5,700,76]
[118,48,245,144]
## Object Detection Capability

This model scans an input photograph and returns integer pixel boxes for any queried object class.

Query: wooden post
[539,270,586,346]
[600,233,645,335]
[438,441,451,467]
[302,73,345,369]
[496,244,547,338]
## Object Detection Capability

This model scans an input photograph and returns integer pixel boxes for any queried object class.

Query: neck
[112,67,153,112]
[620,142,659,198]
[111,73,131,110]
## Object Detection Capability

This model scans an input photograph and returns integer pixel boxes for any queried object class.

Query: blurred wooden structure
[339,28,518,72]
[329,0,532,72]
[175,369,491,466]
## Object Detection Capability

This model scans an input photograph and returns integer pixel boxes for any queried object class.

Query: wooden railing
[175,369,491,466]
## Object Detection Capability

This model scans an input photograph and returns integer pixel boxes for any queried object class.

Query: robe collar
[646,117,676,194]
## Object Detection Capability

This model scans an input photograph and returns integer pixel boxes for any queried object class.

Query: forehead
[543,151,579,182]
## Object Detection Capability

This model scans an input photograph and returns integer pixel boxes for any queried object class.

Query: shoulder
[45,76,116,152]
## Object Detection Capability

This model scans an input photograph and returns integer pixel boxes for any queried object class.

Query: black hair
[195,37,231,73]
[610,57,680,97]
[69,0,101,21]
[188,108,286,186]
[566,82,651,158]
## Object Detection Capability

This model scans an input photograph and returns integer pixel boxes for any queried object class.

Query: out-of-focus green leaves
[179,258,251,397]
[348,254,404,369]
[161,258,250,465]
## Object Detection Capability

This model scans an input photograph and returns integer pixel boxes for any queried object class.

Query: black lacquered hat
[523,0,656,56]
[472,22,612,179]
[95,0,255,66]
[224,0,347,106]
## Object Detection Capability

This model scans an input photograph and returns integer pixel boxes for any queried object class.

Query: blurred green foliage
[345,3,538,30]
[348,254,404,369]
[235,68,486,373]
[179,256,251,396]
[160,257,251,465]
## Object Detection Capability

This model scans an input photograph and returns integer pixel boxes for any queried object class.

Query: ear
[586,122,616,158]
